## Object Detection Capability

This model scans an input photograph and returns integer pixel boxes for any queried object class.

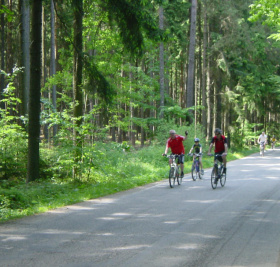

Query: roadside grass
[0,145,259,223]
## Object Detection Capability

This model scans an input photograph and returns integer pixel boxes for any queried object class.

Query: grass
[0,145,259,223]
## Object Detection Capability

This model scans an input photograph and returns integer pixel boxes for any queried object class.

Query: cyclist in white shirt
[258,132,267,152]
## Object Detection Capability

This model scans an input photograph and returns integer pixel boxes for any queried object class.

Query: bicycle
[259,141,265,156]
[189,153,203,181]
[209,154,226,189]
[271,141,276,150]
[164,154,182,188]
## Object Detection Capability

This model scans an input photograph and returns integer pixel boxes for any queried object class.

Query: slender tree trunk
[0,0,5,102]
[6,0,13,74]
[50,0,57,137]
[159,5,165,118]
[202,1,207,135]
[72,0,84,178]
[20,0,30,116]
[215,67,222,129]
[186,0,197,123]
[27,0,42,182]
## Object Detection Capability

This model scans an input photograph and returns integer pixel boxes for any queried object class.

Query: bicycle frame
[189,153,202,181]
[210,154,226,189]
[166,154,182,188]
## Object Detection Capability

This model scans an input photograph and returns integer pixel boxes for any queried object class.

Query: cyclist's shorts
[215,152,224,163]
[174,154,184,164]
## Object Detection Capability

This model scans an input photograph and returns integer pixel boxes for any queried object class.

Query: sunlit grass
[0,145,259,223]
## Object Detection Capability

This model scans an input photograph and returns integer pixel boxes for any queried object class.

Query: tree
[159,4,165,119]
[19,0,30,116]
[72,0,83,178]
[186,0,197,122]
[27,0,42,182]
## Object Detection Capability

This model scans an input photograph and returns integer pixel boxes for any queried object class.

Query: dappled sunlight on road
[105,244,151,251]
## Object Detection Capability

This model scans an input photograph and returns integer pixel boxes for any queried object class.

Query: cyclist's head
[194,138,200,143]
[214,128,222,135]
[169,130,176,138]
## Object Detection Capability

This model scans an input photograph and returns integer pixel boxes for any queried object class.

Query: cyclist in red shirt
[208,128,228,174]
[163,129,188,177]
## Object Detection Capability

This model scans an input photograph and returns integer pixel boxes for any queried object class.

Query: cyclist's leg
[222,153,227,173]
[178,154,184,177]
[199,157,203,170]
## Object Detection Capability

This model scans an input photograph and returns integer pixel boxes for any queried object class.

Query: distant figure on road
[258,132,267,152]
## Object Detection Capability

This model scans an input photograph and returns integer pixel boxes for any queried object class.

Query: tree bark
[51,0,57,137]
[186,0,197,123]
[159,5,165,119]
[72,0,84,178]
[27,0,42,182]
[202,1,207,135]
[19,0,30,116]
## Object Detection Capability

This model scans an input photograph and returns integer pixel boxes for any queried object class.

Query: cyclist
[163,129,188,178]
[207,128,228,176]
[258,132,267,153]
[271,135,276,149]
[189,138,204,175]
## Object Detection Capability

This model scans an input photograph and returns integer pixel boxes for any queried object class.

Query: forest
[0,0,280,219]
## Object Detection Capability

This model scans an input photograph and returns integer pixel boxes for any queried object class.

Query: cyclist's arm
[223,143,228,155]
[164,143,169,155]
[208,143,213,155]
[189,147,193,153]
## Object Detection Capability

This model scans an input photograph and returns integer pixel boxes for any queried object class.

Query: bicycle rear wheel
[169,167,176,188]
[211,167,218,189]
[191,164,197,181]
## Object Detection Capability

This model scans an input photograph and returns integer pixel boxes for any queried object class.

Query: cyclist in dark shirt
[207,128,228,174]
[189,138,204,174]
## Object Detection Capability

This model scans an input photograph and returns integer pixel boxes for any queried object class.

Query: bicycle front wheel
[211,167,218,189]
[220,172,226,187]
[191,164,197,181]
[169,167,176,188]
[177,167,182,185]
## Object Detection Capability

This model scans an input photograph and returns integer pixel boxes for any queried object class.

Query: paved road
[1,149,280,267]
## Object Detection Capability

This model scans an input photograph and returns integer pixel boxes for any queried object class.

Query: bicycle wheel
[191,164,197,181]
[196,162,201,179]
[220,172,226,187]
[211,167,218,189]
[177,167,182,185]
[169,167,176,188]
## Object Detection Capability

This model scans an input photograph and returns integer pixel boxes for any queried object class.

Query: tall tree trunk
[50,0,57,137]
[19,0,30,116]
[202,1,207,135]
[0,0,6,108]
[186,0,197,123]
[27,0,42,182]
[72,0,84,178]
[6,0,13,74]
[159,5,165,118]
[215,67,222,129]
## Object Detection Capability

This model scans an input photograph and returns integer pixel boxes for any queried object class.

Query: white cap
[169,130,176,134]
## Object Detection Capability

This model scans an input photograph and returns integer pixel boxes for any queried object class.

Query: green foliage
[0,69,28,180]
[0,136,258,222]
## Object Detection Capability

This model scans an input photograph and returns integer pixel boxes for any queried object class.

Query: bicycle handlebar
[188,153,202,157]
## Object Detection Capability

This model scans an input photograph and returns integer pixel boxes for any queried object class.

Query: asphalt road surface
[1,149,280,267]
